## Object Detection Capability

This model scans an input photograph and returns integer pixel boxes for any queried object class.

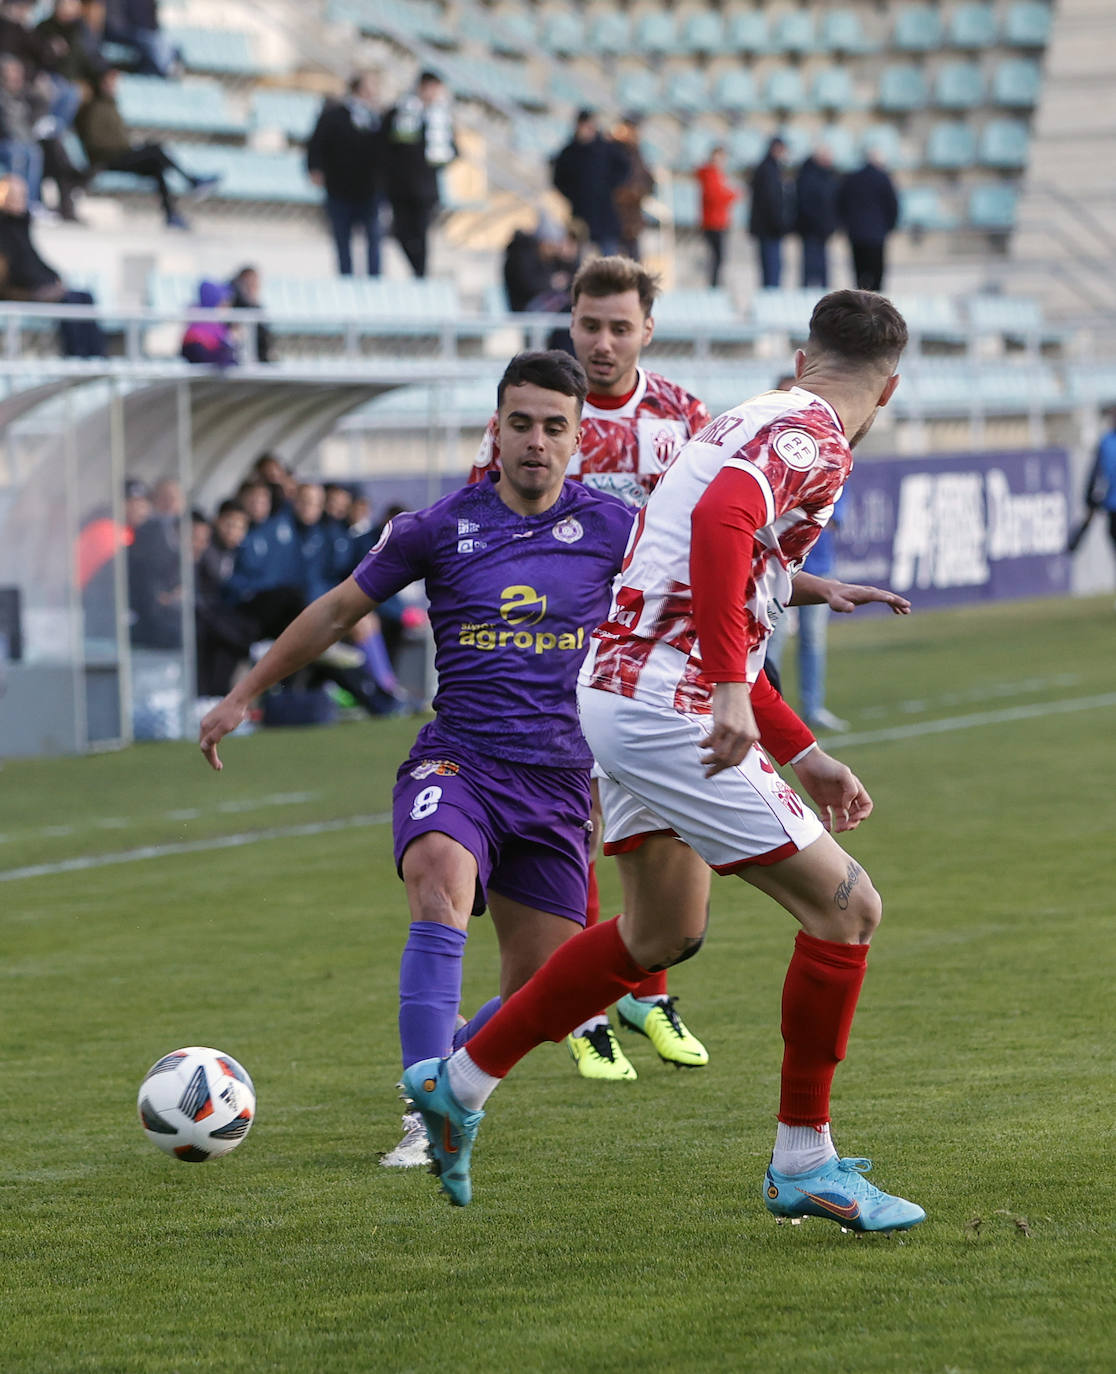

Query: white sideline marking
[834,691,1116,750]
[0,812,392,885]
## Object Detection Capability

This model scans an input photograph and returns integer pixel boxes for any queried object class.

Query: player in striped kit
[405,290,928,1231]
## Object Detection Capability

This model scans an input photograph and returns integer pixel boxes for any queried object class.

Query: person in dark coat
[552,109,629,256]
[795,147,839,288]
[502,214,579,312]
[307,71,384,277]
[227,263,272,364]
[836,152,899,292]
[382,70,456,279]
[611,114,654,261]
[102,0,179,79]
[748,137,790,289]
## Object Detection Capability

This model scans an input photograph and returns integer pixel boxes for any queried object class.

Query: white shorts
[579,685,824,873]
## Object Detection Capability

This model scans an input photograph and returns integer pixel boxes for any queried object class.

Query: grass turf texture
[2,594,1113,1373]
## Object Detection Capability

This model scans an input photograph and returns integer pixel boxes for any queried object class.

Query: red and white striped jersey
[469,368,711,508]
[579,387,852,715]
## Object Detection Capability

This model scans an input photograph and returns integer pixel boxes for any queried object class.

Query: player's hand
[823,580,911,615]
[792,748,873,832]
[701,681,760,777]
[198,696,247,772]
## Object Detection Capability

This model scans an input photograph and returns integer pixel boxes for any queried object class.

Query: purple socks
[356,628,399,695]
[452,996,502,1050]
[398,921,467,1069]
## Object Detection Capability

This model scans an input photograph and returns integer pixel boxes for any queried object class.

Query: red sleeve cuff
[750,668,816,765]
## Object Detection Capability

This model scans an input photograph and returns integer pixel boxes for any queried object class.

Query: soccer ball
[137,1046,256,1162]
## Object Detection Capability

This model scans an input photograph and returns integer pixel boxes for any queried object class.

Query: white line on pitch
[833,691,1116,749]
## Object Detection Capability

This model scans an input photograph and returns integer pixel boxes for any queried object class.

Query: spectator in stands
[796,147,839,289]
[227,264,272,364]
[194,498,260,696]
[383,70,455,279]
[180,279,237,367]
[75,67,219,228]
[102,1,180,80]
[695,145,738,289]
[250,451,296,512]
[36,0,104,90]
[0,53,43,204]
[748,136,790,289]
[611,114,654,261]
[837,150,899,292]
[307,72,384,278]
[322,483,353,536]
[127,475,183,649]
[0,172,104,354]
[502,212,579,313]
[552,109,628,257]
[1084,403,1116,580]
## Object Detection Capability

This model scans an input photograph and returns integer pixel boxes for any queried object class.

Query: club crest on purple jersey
[552,517,584,544]
[411,759,461,779]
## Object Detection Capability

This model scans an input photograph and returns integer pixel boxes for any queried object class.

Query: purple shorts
[392,739,592,924]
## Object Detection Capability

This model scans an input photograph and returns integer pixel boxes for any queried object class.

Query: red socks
[585,862,666,998]
[631,968,669,999]
[467,917,649,1078]
[778,930,869,1127]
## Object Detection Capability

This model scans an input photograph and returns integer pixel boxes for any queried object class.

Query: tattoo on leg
[648,934,704,972]
[834,861,862,911]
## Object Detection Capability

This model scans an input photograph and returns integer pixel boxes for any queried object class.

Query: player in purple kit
[198,351,635,1173]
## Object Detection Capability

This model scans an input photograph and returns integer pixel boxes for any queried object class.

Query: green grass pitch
[2,595,1114,1373]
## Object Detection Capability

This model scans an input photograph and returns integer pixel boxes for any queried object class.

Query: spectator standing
[552,109,629,257]
[180,279,237,366]
[0,172,104,354]
[611,114,654,261]
[102,1,179,79]
[383,70,455,279]
[796,147,839,288]
[0,52,43,203]
[75,67,219,227]
[836,152,899,292]
[128,475,183,649]
[307,72,384,278]
[748,136,790,289]
[227,264,271,364]
[694,144,737,288]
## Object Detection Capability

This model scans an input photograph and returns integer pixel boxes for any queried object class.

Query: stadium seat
[895,361,975,412]
[167,145,316,204]
[925,121,978,170]
[948,3,998,49]
[615,68,661,117]
[877,64,929,112]
[632,11,678,57]
[892,5,944,52]
[966,295,1045,337]
[712,68,758,115]
[968,184,1019,231]
[972,362,1061,411]
[538,9,583,56]
[859,123,906,169]
[811,67,860,113]
[750,288,825,334]
[900,186,960,231]
[815,124,859,171]
[889,294,964,342]
[585,10,631,56]
[669,177,700,229]
[762,68,808,113]
[933,61,985,109]
[771,10,817,56]
[726,124,767,169]
[164,25,262,75]
[115,75,246,136]
[654,288,737,324]
[484,7,536,58]
[663,67,714,118]
[978,118,1030,169]
[678,9,725,55]
[990,58,1042,107]
[724,9,771,55]
[330,0,455,47]
[819,9,878,55]
[678,124,719,170]
[250,89,323,141]
[1003,1,1053,48]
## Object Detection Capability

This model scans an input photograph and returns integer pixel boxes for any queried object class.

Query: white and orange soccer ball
[137,1046,256,1162]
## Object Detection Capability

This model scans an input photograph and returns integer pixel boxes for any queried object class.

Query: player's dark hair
[571,255,661,318]
[217,499,245,518]
[497,350,588,411]
[807,290,909,368]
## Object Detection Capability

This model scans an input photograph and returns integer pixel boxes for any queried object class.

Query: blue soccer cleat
[763,1156,926,1233]
[399,1058,484,1207]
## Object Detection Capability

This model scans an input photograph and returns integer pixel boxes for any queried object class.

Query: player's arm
[791,570,911,615]
[199,577,376,771]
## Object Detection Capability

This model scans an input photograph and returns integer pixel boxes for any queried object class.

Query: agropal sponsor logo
[458,584,586,655]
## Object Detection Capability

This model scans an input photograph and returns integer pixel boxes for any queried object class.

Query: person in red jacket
[695,145,738,288]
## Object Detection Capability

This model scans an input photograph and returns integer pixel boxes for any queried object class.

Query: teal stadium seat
[632,11,678,57]
[780,126,815,165]
[585,10,630,57]
[966,295,1044,336]
[678,124,719,170]
[968,184,1019,230]
[948,3,998,49]
[614,68,661,118]
[678,9,724,56]
[771,10,817,56]
[811,67,860,112]
[925,121,977,170]
[892,5,944,52]
[978,118,1030,169]
[972,362,1060,411]
[1067,365,1116,405]
[1003,1,1052,48]
[653,288,737,324]
[819,9,878,55]
[762,68,808,113]
[724,9,771,55]
[484,7,536,58]
[933,61,985,109]
[896,361,975,413]
[329,0,455,47]
[168,145,316,203]
[815,124,859,171]
[713,68,757,115]
[859,123,905,168]
[889,294,964,342]
[670,178,700,229]
[664,68,714,118]
[250,89,323,141]
[115,74,246,135]
[539,10,582,57]
[877,64,929,112]
[164,26,262,75]
[439,55,539,109]
[900,187,960,231]
[727,125,767,169]
[990,58,1042,107]
[750,289,825,333]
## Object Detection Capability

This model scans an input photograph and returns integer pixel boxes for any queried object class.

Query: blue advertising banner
[836,449,1071,607]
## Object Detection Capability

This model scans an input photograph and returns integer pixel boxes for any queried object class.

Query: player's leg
[742,834,924,1231]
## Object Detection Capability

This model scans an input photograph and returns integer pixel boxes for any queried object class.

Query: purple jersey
[353,476,634,768]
